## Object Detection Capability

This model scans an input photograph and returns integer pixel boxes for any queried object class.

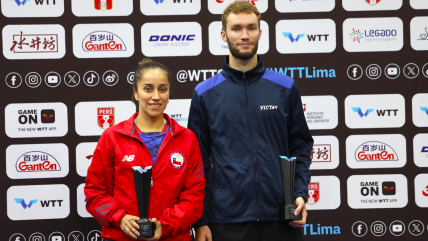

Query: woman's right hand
[195,225,212,241]
[120,214,141,239]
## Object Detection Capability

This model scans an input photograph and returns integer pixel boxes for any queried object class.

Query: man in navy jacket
[188,2,313,241]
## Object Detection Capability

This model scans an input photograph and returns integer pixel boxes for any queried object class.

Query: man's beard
[226,36,259,60]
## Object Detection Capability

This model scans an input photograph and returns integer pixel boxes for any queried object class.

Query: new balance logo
[283,33,305,43]
[352,107,374,118]
[260,105,278,110]
[15,198,38,209]
[122,155,135,162]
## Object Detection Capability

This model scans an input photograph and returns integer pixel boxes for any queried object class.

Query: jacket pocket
[214,166,225,190]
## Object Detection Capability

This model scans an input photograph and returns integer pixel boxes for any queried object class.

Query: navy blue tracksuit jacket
[188,57,313,228]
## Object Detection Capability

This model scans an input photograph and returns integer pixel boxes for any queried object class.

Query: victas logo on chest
[260,105,278,110]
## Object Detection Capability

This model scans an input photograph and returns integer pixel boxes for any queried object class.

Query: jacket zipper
[243,76,260,222]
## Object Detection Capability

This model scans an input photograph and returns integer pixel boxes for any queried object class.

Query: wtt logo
[15,198,63,209]
[352,107,398,118]
[14,198,37,209]
[420,107,428,116]
[283,33,329,43]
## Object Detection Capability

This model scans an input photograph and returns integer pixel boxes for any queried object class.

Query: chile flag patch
[169,151,186,170]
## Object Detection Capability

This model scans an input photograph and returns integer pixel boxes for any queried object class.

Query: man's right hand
[195,225,213,241]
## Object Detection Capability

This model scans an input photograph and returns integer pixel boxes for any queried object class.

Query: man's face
[222,13,261,60]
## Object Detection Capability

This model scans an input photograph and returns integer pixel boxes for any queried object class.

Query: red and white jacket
[85,113,205,241]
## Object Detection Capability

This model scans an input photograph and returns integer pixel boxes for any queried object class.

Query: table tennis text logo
[95,0,112,10]
[82,31,126,52]
[97,108,114,129]
[311,145,331,162]
[307,182,320,205]
[10,31,58,54]
[16,151,61,172]
[350,29,364,43]
[366,0,381,5]
[355,141,398,162]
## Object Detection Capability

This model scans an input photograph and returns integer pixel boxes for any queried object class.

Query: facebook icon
[347,64,363,80]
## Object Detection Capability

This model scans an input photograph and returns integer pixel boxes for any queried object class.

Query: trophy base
[137,218,155,238]
[280,205,302,221]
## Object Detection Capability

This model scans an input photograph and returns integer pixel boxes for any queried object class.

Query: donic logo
[352,107,374,118]
[16,151,61,172]
[283,33,305,43]
[149,35,195,42]
[12,0,30,6]
[82,31,127,51]
[420,107,428,115]
[15,198,38,209]
[355,141,398,161]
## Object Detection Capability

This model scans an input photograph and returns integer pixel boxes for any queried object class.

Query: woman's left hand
[141,218,163,241]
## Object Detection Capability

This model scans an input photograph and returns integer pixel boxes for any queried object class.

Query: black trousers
[210,222,304,241]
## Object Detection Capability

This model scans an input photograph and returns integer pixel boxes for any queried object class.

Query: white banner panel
[208,21,269,56]
[275,0,334,13]
[6,143,69,179]
[343,17,403,52]
[276,19,336,54]
[1,0,64,17]
[5,102,68,138]
[73,23,134,58]
[2,24,66,60]
[7,184,70,220]
[208,0,268,14]
[77,183,93,218]
[140,0,201,15]
[301,95,338,130]
[310,135,339,170]
[414,174,428,208]
[75,101,136,136]
[71,0,133,17]
[76,142,97,177]
[413,134,428,167]
[412,93,428,127]
[410,17,428,51]
[345,94,405,129]
[347,174,408,209]
[346,134,407,169]
[164,99,191,128]
[141,22,202,57]
[343,0,402,11]
[410,0,428,9]
[306,176,341,210]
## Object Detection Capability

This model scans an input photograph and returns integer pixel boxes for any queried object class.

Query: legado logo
[75,101,135,136]
[7,184,70,220]
[268,67,336,79]
[73,24,134,58]
[306,176,340,210]
[346,134,406,169]
[1,0,64,17]
[141,22,202,57]
[355,141,398,162]
[303,224,341,236]
[98,107,115,130]
[7,144,69,179]
[140,0,201,16]
[275,0,335,13]
[276,19,336,54]
[176,69,222,83]
[2,24,65,59]
[345,94,405,129]
[347,174,408,209]
[5,103,68,138]
[343,0,402,11]
[343,18,403,52]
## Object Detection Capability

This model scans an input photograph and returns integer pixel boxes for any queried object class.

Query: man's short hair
[222,1,261,31]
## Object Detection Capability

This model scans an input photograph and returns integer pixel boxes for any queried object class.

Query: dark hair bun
[139,58,154,66]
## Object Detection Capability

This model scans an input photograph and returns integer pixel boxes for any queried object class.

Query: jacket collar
[221,56,265,84]
[115,113,186,138]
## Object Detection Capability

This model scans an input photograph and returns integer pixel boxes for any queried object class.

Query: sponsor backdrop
[1,0,428,240]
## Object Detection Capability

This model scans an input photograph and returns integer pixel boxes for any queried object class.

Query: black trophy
[279,156,302,221]
[133,166,156,238]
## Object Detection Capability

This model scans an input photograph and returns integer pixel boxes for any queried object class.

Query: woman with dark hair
[85,59,205,241]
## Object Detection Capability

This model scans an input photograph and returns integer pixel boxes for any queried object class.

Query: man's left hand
[289,197,307,228]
